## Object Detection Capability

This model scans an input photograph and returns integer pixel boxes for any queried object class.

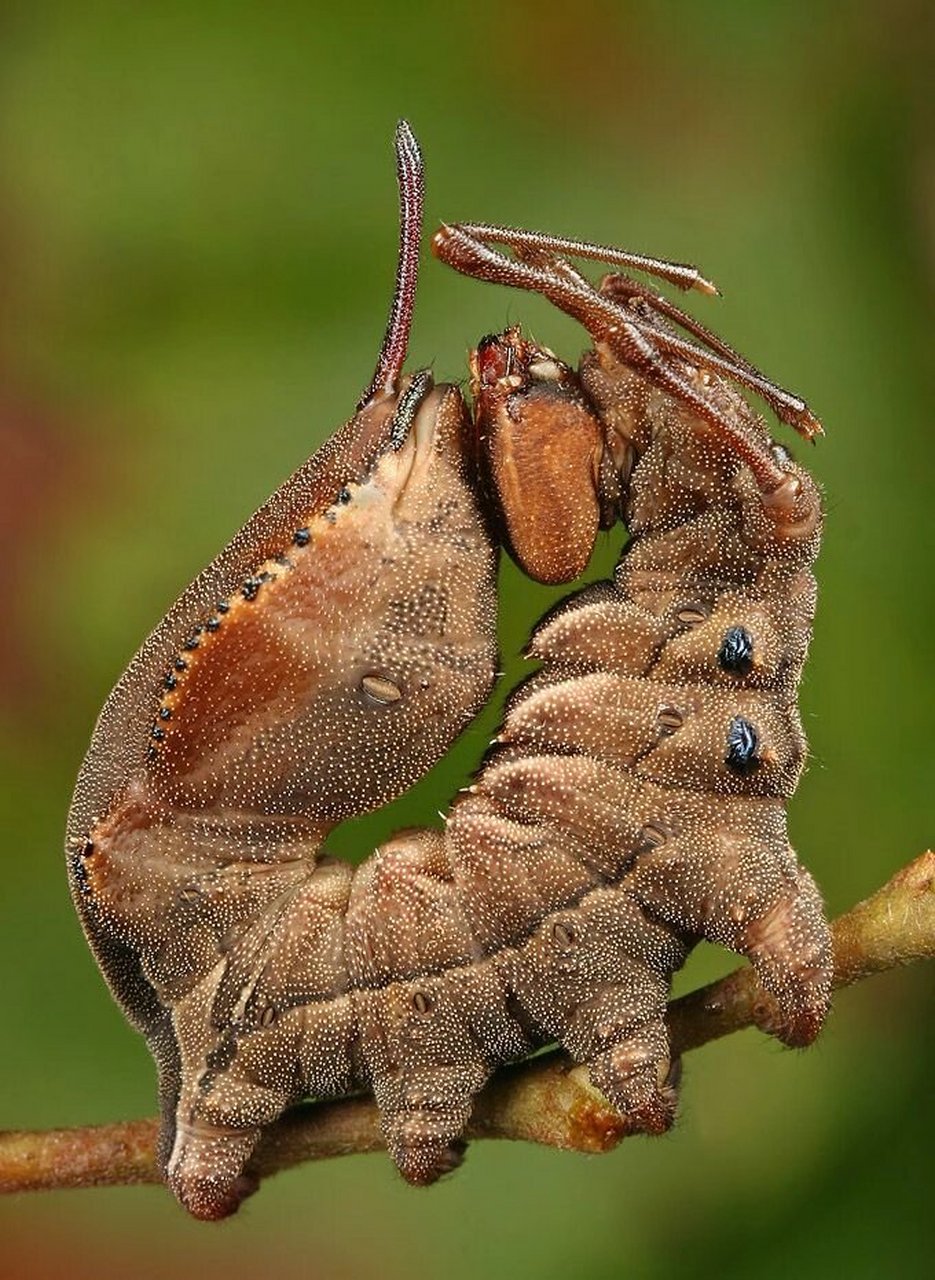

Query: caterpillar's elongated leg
[507,250,766,391]
[436,229,779,492]
[433,224,820,459]
[478,224,819,439]
[445,222,720,294]
[599,272,762,376]
[621,318,821,441]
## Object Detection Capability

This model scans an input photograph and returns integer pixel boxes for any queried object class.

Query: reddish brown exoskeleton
[67,122,831,1219]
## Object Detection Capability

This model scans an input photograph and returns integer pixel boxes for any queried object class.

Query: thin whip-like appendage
[507,246,801,427]
[600,273,764,374]
[635,310,820,438]
[433,224,788,492]
[357,121,425,409]
[455,222,720,295]
[513,243,760,380]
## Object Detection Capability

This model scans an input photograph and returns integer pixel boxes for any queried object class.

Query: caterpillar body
[66,124,832,1220]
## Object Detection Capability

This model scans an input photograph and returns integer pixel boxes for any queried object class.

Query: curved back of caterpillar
[67,124,832,1220]
[67,125,499,1213]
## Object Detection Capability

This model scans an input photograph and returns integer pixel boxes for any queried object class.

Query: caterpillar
[66,123,832,1220]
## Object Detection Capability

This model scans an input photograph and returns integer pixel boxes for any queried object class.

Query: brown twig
[2,851,932,1197]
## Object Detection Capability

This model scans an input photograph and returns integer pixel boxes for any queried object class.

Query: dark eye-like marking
[726,716,760,775]
[718,625,754,675]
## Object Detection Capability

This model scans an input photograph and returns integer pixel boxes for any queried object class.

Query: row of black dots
[145,599,235,762]
[69,837,96,899]
[143,502,347,765]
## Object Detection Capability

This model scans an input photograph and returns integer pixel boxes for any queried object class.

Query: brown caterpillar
[66,123,832,1220]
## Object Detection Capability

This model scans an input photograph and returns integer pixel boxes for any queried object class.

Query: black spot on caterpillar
[66,123,832,1220]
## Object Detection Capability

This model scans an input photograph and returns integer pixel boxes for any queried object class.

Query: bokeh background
[1,2,932,1277]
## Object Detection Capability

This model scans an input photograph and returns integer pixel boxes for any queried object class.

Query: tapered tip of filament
[694,274,721,296]
[431,224,452,255]
[806,414,825,440]
[358,121,425,409]
[791,406,824,442]
[395,119,420,165]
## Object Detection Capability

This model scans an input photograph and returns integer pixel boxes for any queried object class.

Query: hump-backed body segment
[140,382,498,820]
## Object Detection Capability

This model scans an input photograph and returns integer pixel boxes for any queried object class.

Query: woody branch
[1,850,932,1196]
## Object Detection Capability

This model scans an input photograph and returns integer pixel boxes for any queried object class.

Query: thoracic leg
[436,222,720,293]
[433,226,800,491]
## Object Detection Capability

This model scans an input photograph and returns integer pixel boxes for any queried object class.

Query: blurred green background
[0,1,932,1276]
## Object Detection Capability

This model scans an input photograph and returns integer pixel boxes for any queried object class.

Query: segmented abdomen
[174,368,830,1195]
[83,356,830,1214]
